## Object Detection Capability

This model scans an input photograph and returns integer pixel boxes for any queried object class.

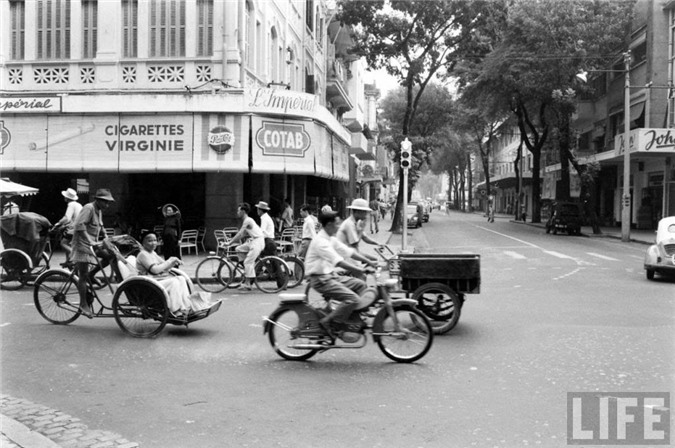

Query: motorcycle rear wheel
[376,306,433,363]
[267,308,318,361]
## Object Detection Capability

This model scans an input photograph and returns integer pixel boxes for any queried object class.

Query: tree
[338,0,492,231]
[455,0,634,223]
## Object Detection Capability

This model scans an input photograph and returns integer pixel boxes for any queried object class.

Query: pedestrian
[224,202,265,291]
[53,188,83,266]
[487,194,495,223]
[369,198,380,233]
[71,188,117,318]
[298,204,317,259]
[336,198,380,279]
[162,204,182,259]
[256,201,277,256]
[416,202,424,227]
[279,198,294,233]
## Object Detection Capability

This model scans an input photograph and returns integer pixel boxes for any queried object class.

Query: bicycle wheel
[228,259,245,288]
[412,282,461,332]
[33,270,81,324]
[0,249,31,291]
[282,256,305,289]
[267,308,318,361]
[254,256,289,293]
[376,306,433,363]
[112,279,168,338]
[195,257,232,293]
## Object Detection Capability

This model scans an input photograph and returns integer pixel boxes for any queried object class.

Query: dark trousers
[163,233,180,259]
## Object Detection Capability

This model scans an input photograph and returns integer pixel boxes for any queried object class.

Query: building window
[196,0,213,57]
[10,1,25,60]
[150,0,186,57]
[305,0,314,34]
[37,0,71,59]
[256,20,263,73]
[82,0,97,59]
[244,1,253,69]
[270,26,279,81]
[122,0,138,58]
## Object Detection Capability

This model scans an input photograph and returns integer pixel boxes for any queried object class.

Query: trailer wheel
[411,282,461,333]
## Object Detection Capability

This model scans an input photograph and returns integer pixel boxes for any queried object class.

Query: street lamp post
[621,51,631,242]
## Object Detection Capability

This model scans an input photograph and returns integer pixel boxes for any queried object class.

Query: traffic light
[400,138,412,169]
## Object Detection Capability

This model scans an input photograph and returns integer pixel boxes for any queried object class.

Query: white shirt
[336,216,365,248]
[240,216,263,239]
[304,229,354,276]
[259,212,275,238]
[301,214,317,239]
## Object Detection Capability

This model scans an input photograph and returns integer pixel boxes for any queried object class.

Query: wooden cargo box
[398,253,481,294]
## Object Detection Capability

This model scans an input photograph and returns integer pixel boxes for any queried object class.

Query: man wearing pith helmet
[336,198,380,279]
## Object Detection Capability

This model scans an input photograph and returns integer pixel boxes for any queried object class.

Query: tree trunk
[558,113,571,202]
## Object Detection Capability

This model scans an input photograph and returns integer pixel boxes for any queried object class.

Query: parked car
[410,202,429,223]
[644,216,675,280]
[406,204,421,228]
[544,201,583,235]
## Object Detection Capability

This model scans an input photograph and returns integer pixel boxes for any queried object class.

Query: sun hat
[61,188,78,201]
[347,198,371,212]
[321,205,333,213]
[94,188,115,202]
[255,201,270,211]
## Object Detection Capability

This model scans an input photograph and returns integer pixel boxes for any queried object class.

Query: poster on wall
[192,114,249,172]
[0,115,50,171]
[251,116,316,175]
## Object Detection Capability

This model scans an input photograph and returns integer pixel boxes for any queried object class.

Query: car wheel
[646,269,655,280]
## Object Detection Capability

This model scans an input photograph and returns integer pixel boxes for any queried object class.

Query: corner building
[0,0,374,248]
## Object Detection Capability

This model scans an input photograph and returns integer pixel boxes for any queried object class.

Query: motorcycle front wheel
[267,308,318,361]
[375,306,433,363]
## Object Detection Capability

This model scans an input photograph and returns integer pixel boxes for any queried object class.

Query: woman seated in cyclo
[135,230,216,316]
[223,202,265,291]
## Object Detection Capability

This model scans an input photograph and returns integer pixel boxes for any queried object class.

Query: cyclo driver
[304,210,376,335]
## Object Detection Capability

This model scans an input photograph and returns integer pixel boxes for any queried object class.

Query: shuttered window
[122,0,138,58]
[150,0,186,57]
[37,0,71,59]
[10,1,25,60]
[196,0,213,56]
[82,0,97,59]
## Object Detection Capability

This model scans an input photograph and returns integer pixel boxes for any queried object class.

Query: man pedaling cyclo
[304,210,377,335]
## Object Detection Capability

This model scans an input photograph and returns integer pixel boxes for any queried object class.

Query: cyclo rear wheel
[0,249,31,291]
[254,256,289,293]
[375,306,433,363]
[33,270,82,324]
[112,279,169,338]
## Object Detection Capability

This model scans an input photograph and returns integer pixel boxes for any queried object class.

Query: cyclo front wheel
[267,308,318,361]
[112,279,169,338]
[33,270,81,324]
[195,256,233,293]
[254,256,289,293]
[375,306,433,363]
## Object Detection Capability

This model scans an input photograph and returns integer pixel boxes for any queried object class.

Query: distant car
[644,216,675,280]
[406,204,421,228]
[544,201,582,236]
[410,202,429,223]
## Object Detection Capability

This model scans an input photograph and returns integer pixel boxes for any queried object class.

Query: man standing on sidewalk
[369,198,380,233]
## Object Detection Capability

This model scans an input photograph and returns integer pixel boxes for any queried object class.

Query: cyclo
[1,212,53,290]
[33,235,222,337]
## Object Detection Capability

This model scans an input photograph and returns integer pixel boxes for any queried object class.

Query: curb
[1,414,61,448]
[509,219,652,246]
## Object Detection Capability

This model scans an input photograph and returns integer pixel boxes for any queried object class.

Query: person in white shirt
[297,204,317,259]
[256,201,277,256]
[225,203,265,291]
[279,198,294,233]
[336,198,379,279]
[305,211,376,334]
[53,188,83,266]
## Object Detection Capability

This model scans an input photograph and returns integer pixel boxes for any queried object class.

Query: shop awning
[0,178,39,198]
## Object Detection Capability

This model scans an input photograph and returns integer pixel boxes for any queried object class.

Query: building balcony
[326,77,353,112]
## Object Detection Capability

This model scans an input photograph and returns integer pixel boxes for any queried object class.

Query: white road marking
[475,226,541,248]
[0,323,10,327]
[503,251,527,260]
[586,252,619,261]
[543,250,575,260]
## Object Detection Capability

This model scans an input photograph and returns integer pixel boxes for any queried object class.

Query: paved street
[1,211,672,447]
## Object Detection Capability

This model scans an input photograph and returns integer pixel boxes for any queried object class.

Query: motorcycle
[262,267,434,363]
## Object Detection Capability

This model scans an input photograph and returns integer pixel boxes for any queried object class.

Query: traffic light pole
[402,166,408,251]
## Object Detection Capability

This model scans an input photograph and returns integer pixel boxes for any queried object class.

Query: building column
[204,172,244,249]
[94,1,121,85]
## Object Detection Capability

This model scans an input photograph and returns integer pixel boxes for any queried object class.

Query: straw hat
[94,188,115,202]
[255,201,270,211]
[61,188,78,201]
[347,198,371,212]
[321,205,333,213]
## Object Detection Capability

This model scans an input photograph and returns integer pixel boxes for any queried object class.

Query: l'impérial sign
[247,88,317,115]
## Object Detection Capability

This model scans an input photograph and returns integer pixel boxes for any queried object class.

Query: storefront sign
[616,128,675,155]
[255,121,310,156]
[0,96,61,113]
[246,88,317,115]
[207,125,235,154]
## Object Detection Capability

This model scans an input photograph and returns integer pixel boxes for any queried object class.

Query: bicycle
[196,252,302,294]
